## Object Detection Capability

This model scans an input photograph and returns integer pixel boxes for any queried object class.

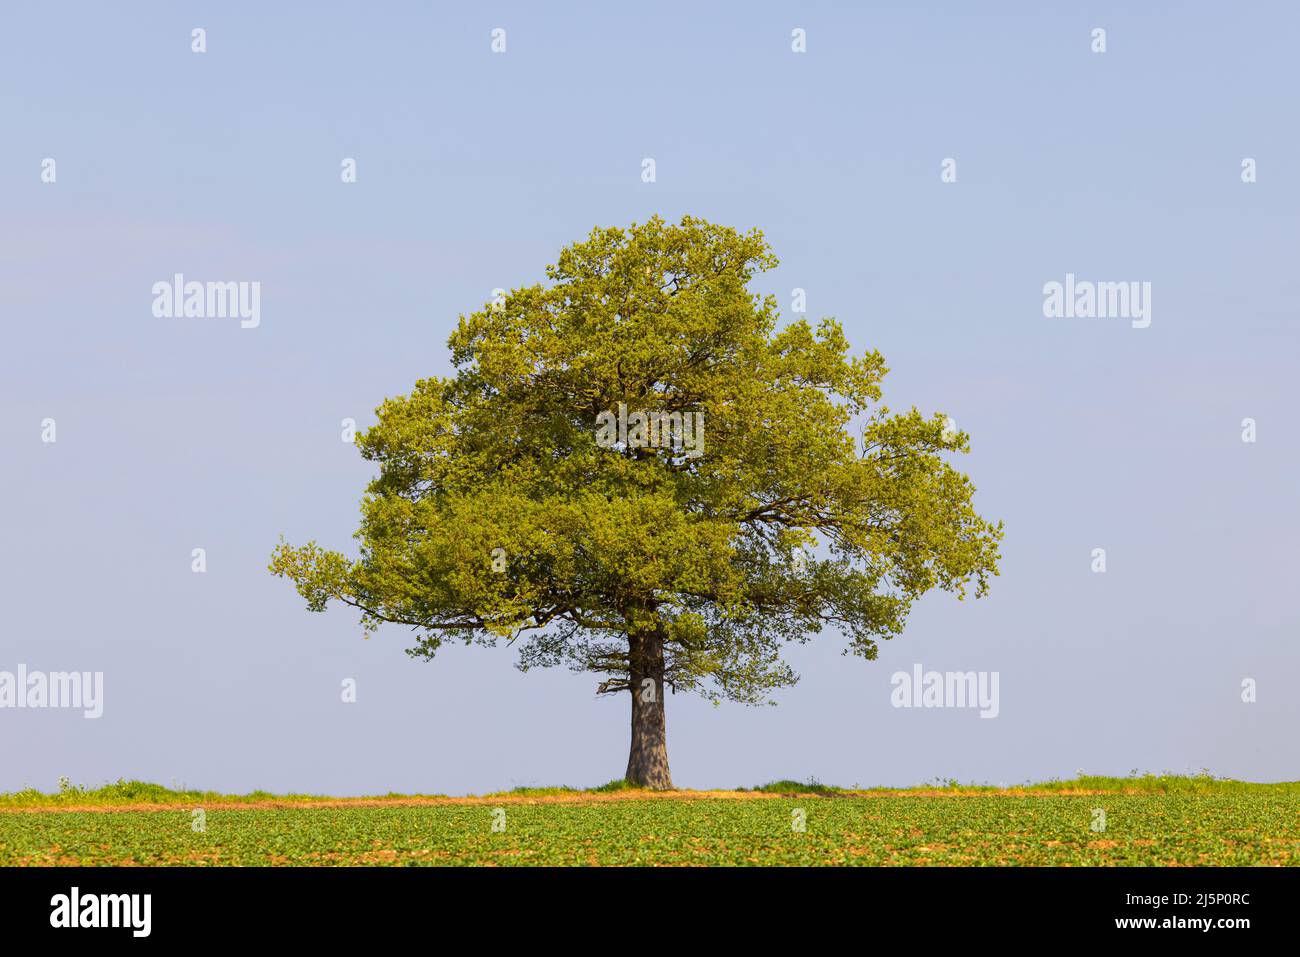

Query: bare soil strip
[0,787,1128,814]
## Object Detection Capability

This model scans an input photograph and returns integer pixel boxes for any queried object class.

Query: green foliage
[486,779,638,796]
[744,778,845,795]
[5,792,1298,865]
[1034,773,1278,794]
[0,779,337,808]
[269,215,1003,704]
[9,773,1293,809]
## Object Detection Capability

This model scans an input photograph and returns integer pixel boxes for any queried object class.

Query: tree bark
[625,625,673,789]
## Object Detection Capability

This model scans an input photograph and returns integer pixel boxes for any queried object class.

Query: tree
[270,215,1002,789]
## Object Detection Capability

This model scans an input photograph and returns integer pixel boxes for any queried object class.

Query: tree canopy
[270,215,1002,787]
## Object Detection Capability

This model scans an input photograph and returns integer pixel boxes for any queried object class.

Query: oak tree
[270,216,1002,789]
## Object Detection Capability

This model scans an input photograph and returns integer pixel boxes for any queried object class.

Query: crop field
[2,777,1298,866]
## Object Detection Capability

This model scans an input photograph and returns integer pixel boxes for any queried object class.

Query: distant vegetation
[3,772,1297,808]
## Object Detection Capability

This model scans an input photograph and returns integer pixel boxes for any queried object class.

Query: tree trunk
[625,625,673,789]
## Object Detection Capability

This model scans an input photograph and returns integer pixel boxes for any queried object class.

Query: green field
[2,776,1298,866]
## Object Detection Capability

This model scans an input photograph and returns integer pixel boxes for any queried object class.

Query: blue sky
[2,1,1297,794]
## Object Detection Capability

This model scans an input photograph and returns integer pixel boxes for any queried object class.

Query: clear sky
[2,1,1297,794]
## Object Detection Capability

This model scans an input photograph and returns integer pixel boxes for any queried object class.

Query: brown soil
[0,786,1127,814]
